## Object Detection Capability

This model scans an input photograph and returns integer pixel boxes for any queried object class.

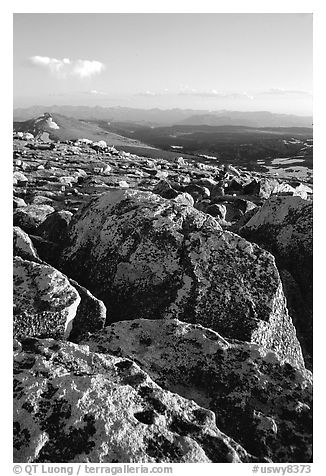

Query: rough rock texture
[12,133,313,465]
[240,196,312,288]
[206,203,227,220]
[13,257,80,340]
[84,319,313,463]
[14,227,41,263]
[68,279,107,343]
[61,189,304,368]
[13,205,55,234]
[13,171,29,185]
[31,195,55,206]
[173,192,194,207]
[243,178,279,199]
[153,180,180,199]
[240,196,313,365]
[37,210,73,245]
[13,338,256,463]
[13,257,107,344]
[184,184,210,201]
[231,207,260,233]
[29,236,61,268]
[13,197,27,209]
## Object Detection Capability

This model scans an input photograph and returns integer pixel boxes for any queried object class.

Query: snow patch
[46,117,60,129]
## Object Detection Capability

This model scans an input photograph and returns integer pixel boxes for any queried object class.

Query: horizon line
[13,104,313,118]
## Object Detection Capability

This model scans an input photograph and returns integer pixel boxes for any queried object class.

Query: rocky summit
[13,133,313,463]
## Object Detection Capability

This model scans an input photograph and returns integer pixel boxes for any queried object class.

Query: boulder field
[13,137,313,463]
[60,189,304,369]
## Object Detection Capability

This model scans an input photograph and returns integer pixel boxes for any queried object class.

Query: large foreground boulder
[84,319,313,463]
[13,338,255,463]
[13,257,105,341]
[14,257,81,340]
[240,196,312,291]
[240,196,312,365]
[61,189,303,368]
[13,227,41,263]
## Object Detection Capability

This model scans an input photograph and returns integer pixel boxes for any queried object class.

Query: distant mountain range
[13,105,313,128]
[13,111,313,170]
[13,112,153,149]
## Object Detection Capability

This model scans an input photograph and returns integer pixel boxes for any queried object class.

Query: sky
[13,13,313,115]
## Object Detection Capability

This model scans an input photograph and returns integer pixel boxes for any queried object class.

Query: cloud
[72,60,105,79]
[138,90,163,96]
[137,88,254,99]
[178,88,254,99]
[263,88,312,96]
[29,56,70,77]
[28,56,105,79]
[88,89,108,95]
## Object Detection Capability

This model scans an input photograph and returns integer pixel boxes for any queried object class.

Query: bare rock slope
[83,319,313,462]
[240,196,313,365]
[14,338,256,463]
[13,256,105,341]
[61,189,304,368]
[12,134,313,463]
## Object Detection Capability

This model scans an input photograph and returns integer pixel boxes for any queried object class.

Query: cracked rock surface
[13,257,105,341]
[12,136,313,463]
[14,256,80,340]
[61,189,304,368]
[13,338,256,463]
[240,196,313,367]
[83,318,312,463]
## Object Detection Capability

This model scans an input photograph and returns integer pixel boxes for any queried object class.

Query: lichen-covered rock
[13,256,107,343]
[14,227,41,263]
[278,269,312,369]
[13,197,27,209]
[61,189,303,368]
[29,236,61,268]
[243,178,279,199]
[84,319,312,463]
[31,195,55,206]
[13,338,256,463]
[206,203,227,220]
[231,206,260,233]
[240,196,312,364]
[13,257,80,340]
[227,178,244,193]
[184,184,210,201]
[37,210,73,245]
[234,198,257,214]
[68,279,106,343]
[195,177,218,190]
[13,205,55,234]
[293,183,313,200]
[221,202,244,223]
[13,171,28,185]
[152,179,180,199]
[173,192,194,207]
[240,196,312,283]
